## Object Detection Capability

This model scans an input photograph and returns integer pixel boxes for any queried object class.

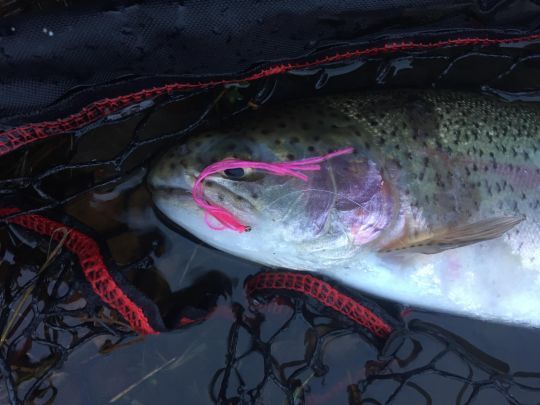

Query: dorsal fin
[379,216,524,254]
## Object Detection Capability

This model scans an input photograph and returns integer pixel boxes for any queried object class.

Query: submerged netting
[3,230,540,404]
[215,283,540,404]
[1,0,540,403]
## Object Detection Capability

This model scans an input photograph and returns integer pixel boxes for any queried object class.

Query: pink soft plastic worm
[192,147,355,232]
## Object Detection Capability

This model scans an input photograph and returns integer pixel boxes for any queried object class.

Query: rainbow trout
[149,91,540,326]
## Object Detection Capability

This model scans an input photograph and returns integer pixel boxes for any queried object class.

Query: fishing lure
[192,147,354,232]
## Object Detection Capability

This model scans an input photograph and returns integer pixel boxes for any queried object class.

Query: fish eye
[223,168,246,179]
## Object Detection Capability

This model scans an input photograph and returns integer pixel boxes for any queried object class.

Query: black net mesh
[3,248,540,404]
[3,216,540,403]
[0,231,134,404]
[1,0,540,403]
[211,296,540,404]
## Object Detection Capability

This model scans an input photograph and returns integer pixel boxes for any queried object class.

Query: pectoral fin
[379,216,524,254]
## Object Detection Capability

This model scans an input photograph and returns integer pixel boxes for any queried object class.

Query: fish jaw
[152,192,325,269]
[148,167,300,268]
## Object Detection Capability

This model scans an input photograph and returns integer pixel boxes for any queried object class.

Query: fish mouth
[148,182,257,211]
[148,184,193,200]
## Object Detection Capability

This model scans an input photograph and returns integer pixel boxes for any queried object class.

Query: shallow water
[2,43,540,403]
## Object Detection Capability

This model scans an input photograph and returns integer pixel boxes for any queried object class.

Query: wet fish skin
[149,90,540,326]
[329,92,540,259]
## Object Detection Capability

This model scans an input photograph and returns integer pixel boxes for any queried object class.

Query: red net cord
[245,271,393,339]
[1,34,540,158]
[0,208,158,335]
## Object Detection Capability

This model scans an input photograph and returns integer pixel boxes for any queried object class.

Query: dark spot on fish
[218,194,224,201]
[406,97,438,141]
[287,154,295,160]
[169,162,177,170]
[308,146,315,152]
[251,193,258,199]
[275,139,282,145]
[290,137,300,145]
[206,181,214,187]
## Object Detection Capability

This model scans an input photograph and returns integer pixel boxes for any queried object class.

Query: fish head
[149,130,282,229]
[148,112,395,268]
